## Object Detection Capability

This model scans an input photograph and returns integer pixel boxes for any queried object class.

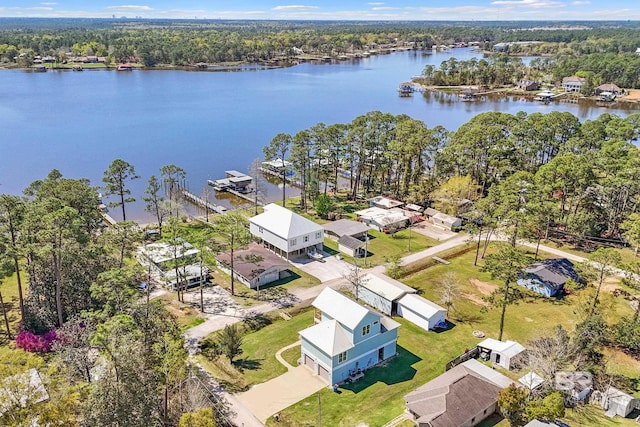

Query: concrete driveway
[413,222,457,241]
[237,366,327,423]
[290,252,353,282]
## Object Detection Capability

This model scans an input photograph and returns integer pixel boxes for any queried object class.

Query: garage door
[304,354,315,369]
[318,365,330,382]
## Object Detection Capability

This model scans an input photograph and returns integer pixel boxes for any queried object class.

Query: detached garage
[397,294,446,331]
[358,272,416,315]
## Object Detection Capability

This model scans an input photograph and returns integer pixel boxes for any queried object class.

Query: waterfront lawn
[269,244,636,426]
[324,228,439,267]
[201,309,313,390]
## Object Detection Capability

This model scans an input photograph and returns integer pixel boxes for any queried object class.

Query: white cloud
[372,7,402,10]
[273,5,319,11]
[572,0,590,4]
[491,0,564,7]
[106,5,153,11]
[40,2,57,5]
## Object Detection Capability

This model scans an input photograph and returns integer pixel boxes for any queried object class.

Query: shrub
[15,329,57,353]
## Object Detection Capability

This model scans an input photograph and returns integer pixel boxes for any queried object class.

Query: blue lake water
[0,48,637,220]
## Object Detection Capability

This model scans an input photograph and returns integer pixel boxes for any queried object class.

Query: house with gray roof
[299,287,400,385]
[404,359,514,427]
[517,258,581,297]
[215,242,290,289]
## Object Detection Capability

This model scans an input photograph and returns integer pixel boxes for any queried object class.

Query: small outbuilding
[396,293,447,331]
[430,211,462,231]
[519,372,545,392]
[600,386,639,418]
[337,235,366,257]
[357,272,416,315]
[477,338,526,370]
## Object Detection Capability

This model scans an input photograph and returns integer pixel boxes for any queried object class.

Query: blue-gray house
[517,258,581,297]
[299,287,400,385]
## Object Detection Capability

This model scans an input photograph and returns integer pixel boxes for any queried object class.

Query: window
[316,232,322,239]
[290,238,297,246]
[338,351,347,363]
[362,324,370,336]
[304,235,309,243]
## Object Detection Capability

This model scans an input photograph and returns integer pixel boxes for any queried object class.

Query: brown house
[404,359,513,427]
[595,83,621,95]
[516,80,540,91]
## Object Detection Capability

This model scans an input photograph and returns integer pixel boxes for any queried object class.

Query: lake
[0,48,637,220]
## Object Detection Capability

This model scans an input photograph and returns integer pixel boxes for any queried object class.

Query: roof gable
[250,203,323,239]
[312,287,374,330]
[299,319,354,356]
[361,272,417,302]
[398,294,445,318]
[523,258,580,287]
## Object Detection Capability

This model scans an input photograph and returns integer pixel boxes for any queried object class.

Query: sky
[0,1,639,21]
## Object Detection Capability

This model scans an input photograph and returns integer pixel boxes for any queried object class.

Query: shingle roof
[360,272,416,302]
[523,258,581,287]
[405,359,508,427]
[216,242,289,281]
[312,287,372,330]
[323,219,369,238]
[250,203,323,240]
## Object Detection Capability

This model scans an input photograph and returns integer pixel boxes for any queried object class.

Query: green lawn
[324,228,439,267]
[156,293,206,332]
[281,344,301,367]
[267,243,638,426]
[201,309,313,390]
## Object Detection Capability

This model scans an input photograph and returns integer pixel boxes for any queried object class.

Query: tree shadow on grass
[340,345,421,394]
[234,358,262,372]
[433,320,456,333]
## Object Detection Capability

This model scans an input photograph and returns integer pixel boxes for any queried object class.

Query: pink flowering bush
[15,329,57,353]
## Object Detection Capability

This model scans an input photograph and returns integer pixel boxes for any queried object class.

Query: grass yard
[201,309,314,391]
[563,405,639,426]
[156,293,206,332]
[324,228,439,267]
[268,243,638,426]
[281,344,301,367]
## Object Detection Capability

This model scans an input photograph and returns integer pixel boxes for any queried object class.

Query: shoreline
[412,83,640,106]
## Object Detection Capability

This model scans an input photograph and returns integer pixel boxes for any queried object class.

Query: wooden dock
[259,167,302,188]
[180,189,226,214]
[207,179,261,205]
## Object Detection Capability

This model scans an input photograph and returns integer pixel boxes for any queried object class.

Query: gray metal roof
[323,219,369,237]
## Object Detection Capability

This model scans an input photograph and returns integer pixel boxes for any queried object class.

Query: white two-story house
[249,203,324,259]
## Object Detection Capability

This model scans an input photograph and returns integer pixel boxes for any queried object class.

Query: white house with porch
[249,203,324,259]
